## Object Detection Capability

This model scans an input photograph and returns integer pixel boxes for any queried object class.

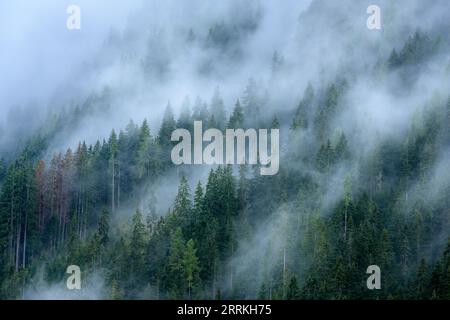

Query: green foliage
[292,83,314,130]
[184,239,200,298]
[286,275,300,300]
[227,100,244,129]
[1,30,449,300]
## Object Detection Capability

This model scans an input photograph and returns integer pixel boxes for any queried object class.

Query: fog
[0,0,142,155]
[2,0,449,299]
[23,269,106,300]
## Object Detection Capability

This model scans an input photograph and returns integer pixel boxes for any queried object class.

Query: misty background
[0,0,450,299]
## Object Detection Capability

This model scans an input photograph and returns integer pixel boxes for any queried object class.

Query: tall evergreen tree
[184,239,200,298]
[210,88,226,129]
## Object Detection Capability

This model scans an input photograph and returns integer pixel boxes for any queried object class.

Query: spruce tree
[184,239,200,298]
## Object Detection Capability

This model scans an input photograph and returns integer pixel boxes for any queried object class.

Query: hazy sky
[0,0,314,155]
[0,0,142,117]
[0,0,312,116]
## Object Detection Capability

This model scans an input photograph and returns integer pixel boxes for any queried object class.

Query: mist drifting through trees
[1,0,450,300]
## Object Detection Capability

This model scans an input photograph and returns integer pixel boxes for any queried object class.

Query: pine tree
[242,78,267,126]
[97,208,109,248]
[134,119,151,181]
[334,132,350,161]
[172,176,192,234]
[192,181,205,240]
[184,239,200,298]
[167,227,186,298]
[415,258,430,299]
[128,210,147,289]
[316,140,335,173]
[227,100,244,129]
[158,104,177,167]
[177,97,192,131]
[192,97,210,123]
[292,83,314,129]
[201,170,221,295]
[387,49,400,68]
[314,83,340,141]
[108,130,118,215]
[210,88,226,129]
[257,283,268,300]
[271,115,280,129]
[286,275,300,300]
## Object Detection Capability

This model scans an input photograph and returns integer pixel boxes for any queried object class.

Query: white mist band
[171,121,279,175]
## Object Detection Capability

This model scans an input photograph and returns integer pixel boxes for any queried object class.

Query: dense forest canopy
[1,0,450,299]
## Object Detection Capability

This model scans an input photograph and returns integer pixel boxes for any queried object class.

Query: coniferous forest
[1,0,450,300]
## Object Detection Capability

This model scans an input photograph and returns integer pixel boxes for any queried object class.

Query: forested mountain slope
[1,0,450,299]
